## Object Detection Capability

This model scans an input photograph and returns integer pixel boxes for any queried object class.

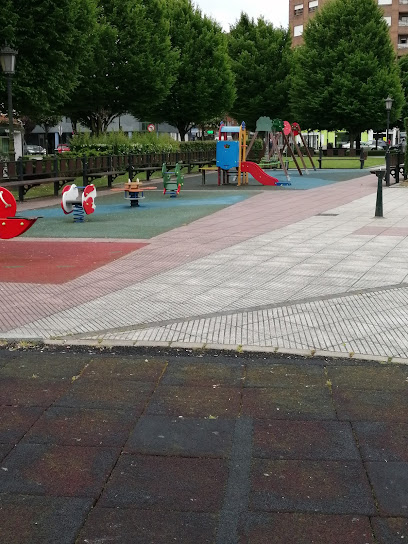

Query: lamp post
[0,45,18,162]
[385,95,393,188]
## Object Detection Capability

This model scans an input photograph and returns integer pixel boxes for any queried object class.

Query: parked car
[26,144,46,155]
[366,140,387,149]
[342,140,386,150]
[55,144,70,153]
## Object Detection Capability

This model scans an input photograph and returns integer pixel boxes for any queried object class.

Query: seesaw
[0,186,40,239]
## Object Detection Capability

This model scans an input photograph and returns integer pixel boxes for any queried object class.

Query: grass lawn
[285,155,384,170]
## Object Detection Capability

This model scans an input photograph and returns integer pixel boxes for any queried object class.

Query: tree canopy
[0,0,98,121]
[65,0,178,135]
[398,54,408,127]
[228,14,292,131]
[150,0,235,140]
[290,0,403,145]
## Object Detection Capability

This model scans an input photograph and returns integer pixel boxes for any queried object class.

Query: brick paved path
[0,350,407,543]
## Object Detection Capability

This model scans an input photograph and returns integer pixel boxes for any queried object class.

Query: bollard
[375,170,385,217]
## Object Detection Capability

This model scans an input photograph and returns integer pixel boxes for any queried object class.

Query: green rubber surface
[23,188,256,239]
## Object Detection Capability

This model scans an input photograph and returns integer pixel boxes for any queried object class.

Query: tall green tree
[228,14,292,131]
[398,55,408,127]
[0,0,98,120]
[151,0,235,141]
[65,0,178,135]
[290,0,403,147]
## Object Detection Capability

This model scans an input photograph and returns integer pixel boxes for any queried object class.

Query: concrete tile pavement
[2,172,408,363]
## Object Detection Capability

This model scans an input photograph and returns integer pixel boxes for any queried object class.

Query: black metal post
[128,154,133,182]
[82,156,88,185]
[385,109,391,187]
[359,149,365,169]
[375,171,385,217]
[6,75,15,161]
[318,146,322,169]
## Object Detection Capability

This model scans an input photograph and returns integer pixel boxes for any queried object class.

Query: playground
[0,116,384,287]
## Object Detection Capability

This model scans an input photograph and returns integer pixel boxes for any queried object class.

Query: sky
[193,0,289,31]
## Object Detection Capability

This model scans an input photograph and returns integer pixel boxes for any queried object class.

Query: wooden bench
[4,176,76,201]
[199,166,237,186]
[84,170,126,184]
[199,166,218,185]
[370,160,404,186]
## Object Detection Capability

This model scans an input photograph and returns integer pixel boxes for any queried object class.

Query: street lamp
[0,45,18,161]
[385,95,393,187]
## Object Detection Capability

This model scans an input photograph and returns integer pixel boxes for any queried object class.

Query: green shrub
[247,138,264,161]
[180,140,216,152]
[69,131,180,156]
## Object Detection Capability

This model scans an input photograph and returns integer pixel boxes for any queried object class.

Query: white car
[342,141,381,149]
[26,145,46,155]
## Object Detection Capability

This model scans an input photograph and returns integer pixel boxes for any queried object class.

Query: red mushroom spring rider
[0,186,40,239]
[61,184,97,222]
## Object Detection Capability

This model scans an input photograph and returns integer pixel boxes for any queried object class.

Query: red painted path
[0,241,148,284]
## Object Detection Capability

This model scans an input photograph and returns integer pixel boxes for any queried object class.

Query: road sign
[147,123,155,132]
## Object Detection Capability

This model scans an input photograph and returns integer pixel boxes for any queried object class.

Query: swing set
[246,117,317,182]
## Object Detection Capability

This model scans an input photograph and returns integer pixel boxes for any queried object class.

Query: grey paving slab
[366,462,408,516]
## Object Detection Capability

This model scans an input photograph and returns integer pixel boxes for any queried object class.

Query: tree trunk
[349,131,356,150]
[177,126,187,141]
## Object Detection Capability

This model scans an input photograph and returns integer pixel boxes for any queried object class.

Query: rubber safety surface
[0,240,148,284]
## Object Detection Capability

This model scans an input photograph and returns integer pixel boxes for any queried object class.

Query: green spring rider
[162,163,184,197]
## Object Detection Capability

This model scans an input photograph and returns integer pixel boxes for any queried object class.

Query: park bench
[369,151,405,186]
[0,150,216,201]
[317,147,368,169]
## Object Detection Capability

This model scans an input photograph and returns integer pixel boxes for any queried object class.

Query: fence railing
[0,150,216,200]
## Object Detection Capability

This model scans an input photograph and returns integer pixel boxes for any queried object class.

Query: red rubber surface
[0,240,148,284]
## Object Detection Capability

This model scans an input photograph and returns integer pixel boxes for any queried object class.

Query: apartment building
[290,0,408,55]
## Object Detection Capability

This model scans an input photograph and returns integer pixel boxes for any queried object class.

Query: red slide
[240,161,279,186]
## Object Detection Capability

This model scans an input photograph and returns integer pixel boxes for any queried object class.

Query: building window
[378,0,392,5]
[399,35,408,47]
[294,24,304,37]
[309,0,318,12]
[294,3,303,15]
[384,16,392,26]
[399,15,408,26]
[1,138,8,155]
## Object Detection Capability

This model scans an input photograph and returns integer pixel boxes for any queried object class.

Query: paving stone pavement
[2,172,408,363]
[0,349,407,543]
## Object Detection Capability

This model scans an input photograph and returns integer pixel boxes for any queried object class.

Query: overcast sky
[193,0,289,31]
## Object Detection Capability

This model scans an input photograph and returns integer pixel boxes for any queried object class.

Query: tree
[65,0,178,135]
[290,0,403,148]
[228,14,292,131]
[151,0,235,141]
[0,0,98,120]
[398,55,408,127]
